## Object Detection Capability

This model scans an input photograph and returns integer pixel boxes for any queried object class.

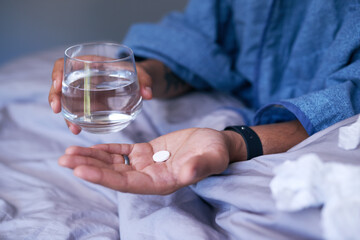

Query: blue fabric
[123,0,360,135]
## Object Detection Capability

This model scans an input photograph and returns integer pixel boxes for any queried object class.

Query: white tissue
[322,162,360,201]
[270,154,325,211]
[338,115,360,150]
[322,197,360,240]
[270,154,360,240]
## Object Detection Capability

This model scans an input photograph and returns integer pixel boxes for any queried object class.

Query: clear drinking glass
[61,42,142,134]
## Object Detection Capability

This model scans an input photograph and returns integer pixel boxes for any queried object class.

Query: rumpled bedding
[0,49,359,240]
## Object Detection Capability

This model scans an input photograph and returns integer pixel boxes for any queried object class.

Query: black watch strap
[224,125,263,160]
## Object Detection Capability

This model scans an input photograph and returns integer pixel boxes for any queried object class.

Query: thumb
[178,153,229,186]
[137,66,153,100]
[178,156,212,186]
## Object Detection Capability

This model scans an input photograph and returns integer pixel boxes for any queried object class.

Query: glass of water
[61,42,142,134]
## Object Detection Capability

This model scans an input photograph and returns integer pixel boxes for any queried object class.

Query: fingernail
[58,157,66,166]
[50,101,55,111]
[144,86,152,98]
[53,80,57,89]
[145,86,152,93]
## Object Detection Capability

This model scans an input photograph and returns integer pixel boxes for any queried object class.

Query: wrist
[224,125,263,161]
[221,130,247,163]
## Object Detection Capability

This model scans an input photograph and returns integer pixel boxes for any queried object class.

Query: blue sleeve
[254,62,360,135]
[122,0,248,92]
[254,3,360,136]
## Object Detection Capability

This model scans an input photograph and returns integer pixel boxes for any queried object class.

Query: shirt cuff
[254,102,315,135]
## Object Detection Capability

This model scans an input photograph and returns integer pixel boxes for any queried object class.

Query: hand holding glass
[61,43,142,134]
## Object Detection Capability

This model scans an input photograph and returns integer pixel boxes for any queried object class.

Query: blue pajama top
[123,0,360,135]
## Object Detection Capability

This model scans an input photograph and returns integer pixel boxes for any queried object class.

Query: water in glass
[62,69,142,134]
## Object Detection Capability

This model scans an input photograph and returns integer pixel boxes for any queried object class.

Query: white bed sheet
[0,49,359,240]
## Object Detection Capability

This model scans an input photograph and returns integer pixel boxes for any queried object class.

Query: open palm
[59,128,230,194]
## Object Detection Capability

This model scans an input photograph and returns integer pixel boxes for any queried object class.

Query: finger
[113,163,133,172]
[51,58,64,93]
[68,122,82,135]
[49,58,64,113]
[58,154,113,169]
[49,94,61,113]
[64,119,81,135]
[59,154,133,170]
[48,83,61,113]
[91,144,133,156]
[73,165,161,194]
[141,84,152,100]
[65,146,114,164]
[137,66,152,100]
[93,143,154,170]
[92,144,135,165]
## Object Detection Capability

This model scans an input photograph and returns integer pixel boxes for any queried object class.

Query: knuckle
[52,71,61,81]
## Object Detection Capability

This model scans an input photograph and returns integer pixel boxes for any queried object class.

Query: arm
[223,120,309,163]
[59,120,308,195]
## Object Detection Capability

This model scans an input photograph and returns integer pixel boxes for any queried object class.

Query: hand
[48,57,153,134]
[58,128,231,194]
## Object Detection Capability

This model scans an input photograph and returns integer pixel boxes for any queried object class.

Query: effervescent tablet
[153,150,170,162]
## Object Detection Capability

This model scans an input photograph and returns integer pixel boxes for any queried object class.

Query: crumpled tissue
[270,154,325,211]
[338,115,360,150]
[270,153,360,240]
